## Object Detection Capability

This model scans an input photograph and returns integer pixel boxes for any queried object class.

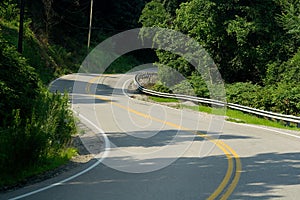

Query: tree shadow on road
[232,152,300,199]
[101,130,300,199]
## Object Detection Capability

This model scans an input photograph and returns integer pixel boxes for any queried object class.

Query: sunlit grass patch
[181,104,300,131]
[149,95,179,103]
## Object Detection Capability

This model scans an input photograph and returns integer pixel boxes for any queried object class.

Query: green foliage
[0,91,76,175]
[0,33,76,182]
[0,20,55,84]
[226,82,266,109]
[151,81,172,93]
[140,0,300,115]
[270,83,300,115]
[156,51,193,79]
[264,47,300,109]
[160,0,187,15]
[47,44,77,75]
[279,48,300,84]
[226,82,300,116]
[149,95,178,102]
[0,37,41,122]
[277,0,300,39]
[265,48,300,85]
[141,0,299,83]
[157,64,186,87]
[0,0,19,21]
[188,73,209,98]
[226,16,255,46]
[175,0,290,83]
[171,80,195,96]
[139,1,172,27]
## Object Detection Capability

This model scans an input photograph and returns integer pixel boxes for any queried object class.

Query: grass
[0,148,77,188]
[147,96,300,131]
[149,95,179,103]
[182,104,300,131]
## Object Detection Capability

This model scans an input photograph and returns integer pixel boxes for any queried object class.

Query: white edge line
[228,121,300,140]
[9,112,110,200]
[38,74,299,200]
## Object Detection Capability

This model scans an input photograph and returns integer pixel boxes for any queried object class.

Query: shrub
[271,83,300,115]
[189,73,209,98]
[0,35,76,177]
[226,82,265,109]
[172,80,195,96]
[151,81,172,93]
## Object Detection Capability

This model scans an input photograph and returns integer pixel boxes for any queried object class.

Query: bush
[271,83,300,115]
[0,90,76,175]
[225,81,300,116]
[189,73,209,98]
[151,81,172,93]
[226,82,266,109]
[172,80,195,96]
[157,64,186,88]
[0,35,76,177]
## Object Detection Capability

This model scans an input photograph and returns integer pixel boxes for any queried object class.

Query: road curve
[2,73,300,200]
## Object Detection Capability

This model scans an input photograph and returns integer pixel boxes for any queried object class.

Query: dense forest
[0,0,299,187]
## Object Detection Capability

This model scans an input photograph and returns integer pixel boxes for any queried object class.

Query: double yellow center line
[85,75,241,199]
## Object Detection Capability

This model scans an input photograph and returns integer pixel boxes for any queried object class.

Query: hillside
[0,0,150,188]
[0,1,77,187]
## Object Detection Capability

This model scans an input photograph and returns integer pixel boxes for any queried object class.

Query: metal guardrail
[135,72,300,128]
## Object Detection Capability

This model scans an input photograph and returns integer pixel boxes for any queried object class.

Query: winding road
[2,72,300,200]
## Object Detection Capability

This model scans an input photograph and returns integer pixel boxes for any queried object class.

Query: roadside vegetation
[185,105,300,130]
[140,0,300,117]
[0,1,78,188]
[0,0,151,188]
[147,97,300,131]
[149,96,178,103]
[1,0,299,189]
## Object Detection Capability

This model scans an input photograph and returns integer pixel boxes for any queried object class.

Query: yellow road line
[206,142,234,200]
[85,75,241,199]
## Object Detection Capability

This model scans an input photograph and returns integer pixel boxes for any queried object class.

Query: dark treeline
[27,0,150,49]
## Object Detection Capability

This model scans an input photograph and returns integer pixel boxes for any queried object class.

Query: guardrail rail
[135,72,300,128]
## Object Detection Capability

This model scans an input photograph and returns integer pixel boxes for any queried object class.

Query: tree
[140,0,298,84]
[277,0,300,40]
[139,1,171,27]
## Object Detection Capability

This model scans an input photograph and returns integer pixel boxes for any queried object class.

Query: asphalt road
[2,73,300,200]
